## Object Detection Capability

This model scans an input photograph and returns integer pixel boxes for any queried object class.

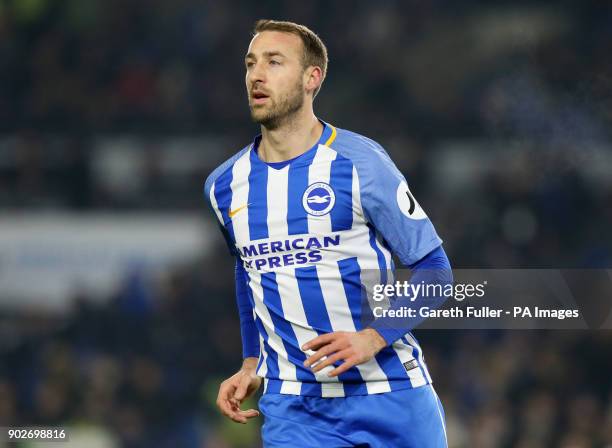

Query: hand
[216,357,262,424]
[302,329,387,377]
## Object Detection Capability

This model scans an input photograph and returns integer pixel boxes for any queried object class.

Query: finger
[218,381,237,403]
[327,356,359,377]
[232,408,260,424]
[218,397,237,419]
[311,349,352,373]
[303,340,342,367]
[238,408,260,418]
[217,382,238,415]
[302,332,337,351]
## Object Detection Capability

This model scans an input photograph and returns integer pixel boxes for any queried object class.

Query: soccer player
[205,19,452,447]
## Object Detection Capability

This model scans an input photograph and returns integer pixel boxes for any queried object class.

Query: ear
[303,66,323,96]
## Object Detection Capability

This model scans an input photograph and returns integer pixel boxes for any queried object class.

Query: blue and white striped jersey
[204,121,443,397]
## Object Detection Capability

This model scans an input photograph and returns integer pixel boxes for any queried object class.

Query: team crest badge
[303,182,336,216]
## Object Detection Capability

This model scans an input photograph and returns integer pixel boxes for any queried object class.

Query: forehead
[247,31,303,59]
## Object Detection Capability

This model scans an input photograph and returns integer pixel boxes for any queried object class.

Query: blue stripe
[256,350,264,372]
[213,168,235,243]
[247,151,269,240]
[295,266,363,385]
[366,230,412,387]
[337,257,364,331]
[374,347,411,390]
[261,272,321,394]
[262,339,282,394]
[329,156,353,231]
[244,282,281,390]
[295,266,332,333]
[286,150,318,235]
[368,224,388,285]
[405,333,429,382]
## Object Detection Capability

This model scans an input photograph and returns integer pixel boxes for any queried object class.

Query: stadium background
[0,0,611,447]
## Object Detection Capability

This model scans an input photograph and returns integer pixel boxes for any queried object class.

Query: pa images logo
[303,182,336,216]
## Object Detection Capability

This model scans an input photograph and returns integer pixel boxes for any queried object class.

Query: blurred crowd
[0,0,611,447]
[1,262,611,447]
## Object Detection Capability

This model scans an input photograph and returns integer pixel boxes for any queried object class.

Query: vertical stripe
[391,339,427,388]
[229,152,252,243]
[405,332,432,383]
[276,269,330,397]
[287,163,310,236]
[245,282,281,391]
[351,161,415,390]
[208,183,224,223]
[213,168,235,242]
[431,385,448,446]
[296,265,364,397]
[337,257,365,332]
[335,256,391,394]
[269,166,343,396]
[295,264,345,396]
[317,260,369,395]
[307,145,336,235]
[256,332,267,377]
[247,150,268,240]
[248,270,297,391]
[266,166,289,238]
[368,224,388,285]
[329,155,354,232]
[261,272,319,394]
[295,266,333,333]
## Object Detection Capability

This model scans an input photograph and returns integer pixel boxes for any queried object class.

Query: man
[205,19,451,447]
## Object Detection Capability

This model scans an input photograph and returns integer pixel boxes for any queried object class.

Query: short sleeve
[352,140,442,266]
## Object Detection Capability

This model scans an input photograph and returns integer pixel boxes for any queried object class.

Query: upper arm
[350,138,442,266]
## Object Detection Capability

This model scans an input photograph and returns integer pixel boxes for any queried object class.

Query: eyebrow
[245,51,286,60]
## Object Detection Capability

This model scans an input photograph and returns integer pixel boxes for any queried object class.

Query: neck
[258,105,323,163]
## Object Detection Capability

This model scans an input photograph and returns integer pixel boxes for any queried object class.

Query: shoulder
[330,126,402,179]
[203,144,252,201]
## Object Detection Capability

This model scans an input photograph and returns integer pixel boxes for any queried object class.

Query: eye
[269,60,281,66]
[245,61,254,69]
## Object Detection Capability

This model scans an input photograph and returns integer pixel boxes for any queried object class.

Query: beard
[249,79,305,130]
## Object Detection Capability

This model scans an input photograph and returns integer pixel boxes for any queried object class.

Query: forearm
[368,245,453,346]
[235,260,261,359]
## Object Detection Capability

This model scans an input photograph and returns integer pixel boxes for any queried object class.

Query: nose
[247,60,266,86]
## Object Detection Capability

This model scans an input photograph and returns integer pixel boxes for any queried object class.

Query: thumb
[233,373,251,402]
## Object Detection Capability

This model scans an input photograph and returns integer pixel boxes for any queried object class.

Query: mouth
[251,91,270,105]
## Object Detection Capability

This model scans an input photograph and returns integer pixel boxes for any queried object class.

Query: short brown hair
[253,19,328,97]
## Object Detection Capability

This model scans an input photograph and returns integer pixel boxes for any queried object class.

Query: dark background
[0,1,611,447]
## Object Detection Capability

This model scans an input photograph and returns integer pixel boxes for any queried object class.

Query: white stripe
[229,151,252,243]
[431,385,448,446]
[276,267,345,396]
[256,331,268,378]
[352,162,429,388]
[266,166,289,238]
[391,339,426,387]
[247,269,299,389]
[208,183,223,223]
[267,165,344,396]
[405,332,432,383]
[306,145,336,235]
[317,263,391,395]
[347,162,394,392]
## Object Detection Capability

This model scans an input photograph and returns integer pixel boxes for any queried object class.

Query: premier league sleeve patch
[396,181,428,220]
[303,182,336,216]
